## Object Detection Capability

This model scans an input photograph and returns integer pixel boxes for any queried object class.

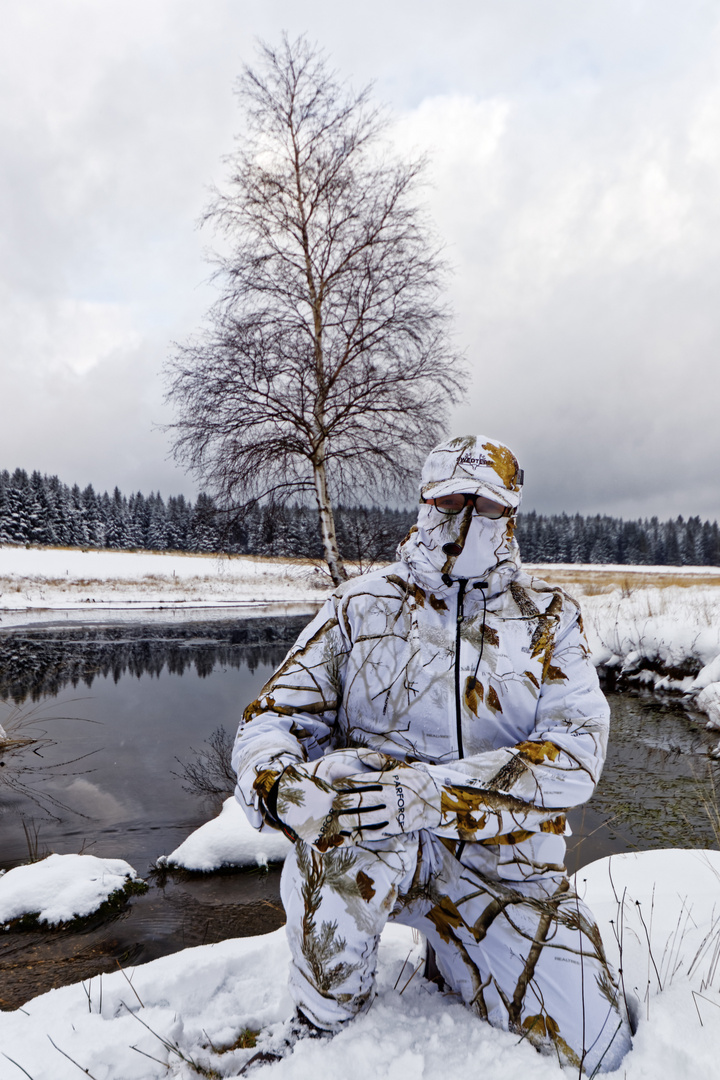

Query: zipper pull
[456,578,468,622]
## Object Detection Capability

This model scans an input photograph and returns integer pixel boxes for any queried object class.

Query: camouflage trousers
[280,830,632,1074]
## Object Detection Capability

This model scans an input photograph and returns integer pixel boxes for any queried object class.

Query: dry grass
[0,701,52,752]
[527,566,720,592]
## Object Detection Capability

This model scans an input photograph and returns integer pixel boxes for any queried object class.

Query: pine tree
[0,470,12,544]
[146,493,169,551]
[106,488,132,549]
[5,470,31,544]
[82,484,106,547]
[189,493,220,553]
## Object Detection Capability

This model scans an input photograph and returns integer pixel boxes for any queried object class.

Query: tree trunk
[312,453,348,586]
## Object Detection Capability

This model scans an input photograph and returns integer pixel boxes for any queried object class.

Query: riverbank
[3,545,720,735]
[3,546,719,617]
[0,545,329,618]
[577,575,720,735]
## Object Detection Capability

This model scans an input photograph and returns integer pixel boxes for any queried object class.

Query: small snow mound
[160,796,292,871]
[692,654,720,691]
[0,853,140,926]
[573,849,720,996]
[697,682,720,730]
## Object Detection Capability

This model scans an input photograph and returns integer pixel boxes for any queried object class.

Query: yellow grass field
[525,564,720,593]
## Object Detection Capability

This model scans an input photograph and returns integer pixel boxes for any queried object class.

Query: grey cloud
[1,1,719,520]
[61,778,133,822]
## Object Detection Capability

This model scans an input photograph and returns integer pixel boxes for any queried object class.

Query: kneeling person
[233,435,632,1074]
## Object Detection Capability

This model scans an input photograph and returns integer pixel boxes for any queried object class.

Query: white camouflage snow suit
[233,436,632,1073]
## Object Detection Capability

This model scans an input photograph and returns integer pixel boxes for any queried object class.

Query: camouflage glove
[271,764,338,848]
[332,764,442,842]
[273,758,441,851]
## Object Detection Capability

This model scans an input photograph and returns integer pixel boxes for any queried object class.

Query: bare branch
[165,34,467,584]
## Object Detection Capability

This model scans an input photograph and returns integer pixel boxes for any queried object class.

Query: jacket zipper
[454,578,468,759]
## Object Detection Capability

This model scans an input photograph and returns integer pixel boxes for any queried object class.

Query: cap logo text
[458,455,490,469]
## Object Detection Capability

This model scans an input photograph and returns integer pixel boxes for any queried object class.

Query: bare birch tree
[165,36,466,585]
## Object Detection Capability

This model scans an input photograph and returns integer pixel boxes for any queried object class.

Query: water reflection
[0,616,314,869]
[0,615,311,703]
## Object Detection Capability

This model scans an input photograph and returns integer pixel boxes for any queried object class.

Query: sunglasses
[423,493,512,519]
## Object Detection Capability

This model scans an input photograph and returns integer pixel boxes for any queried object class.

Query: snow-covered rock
[0,853,141,926]
[158,796,292,871]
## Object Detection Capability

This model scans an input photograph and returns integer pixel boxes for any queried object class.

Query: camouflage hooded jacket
[233,512,609,872]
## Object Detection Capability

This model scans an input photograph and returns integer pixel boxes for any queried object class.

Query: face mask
[414,503,515,579]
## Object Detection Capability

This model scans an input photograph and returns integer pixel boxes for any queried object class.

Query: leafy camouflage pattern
[281,832,631,1074]
[273,754,443,850]
[233,552,608,877]
[419,434,523,506]
[233,440,628,1071]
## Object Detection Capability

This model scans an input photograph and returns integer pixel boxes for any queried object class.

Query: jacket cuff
[261,775,299,843]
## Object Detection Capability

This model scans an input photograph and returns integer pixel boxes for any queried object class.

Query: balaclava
[400,435,524,582]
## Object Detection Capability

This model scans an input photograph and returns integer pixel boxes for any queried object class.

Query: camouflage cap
[420,435,524,509]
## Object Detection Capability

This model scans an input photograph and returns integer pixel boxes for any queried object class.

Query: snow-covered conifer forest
[1,468,719,565]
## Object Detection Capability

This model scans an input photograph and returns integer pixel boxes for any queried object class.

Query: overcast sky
[2,0,719,520]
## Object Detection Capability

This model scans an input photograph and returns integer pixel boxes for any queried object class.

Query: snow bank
[0,544,328,614]
[579,584,720,743]
[573,849,720,1000]
[0,853,141,926]
[1,849,719,1079]
[159,796,292,871]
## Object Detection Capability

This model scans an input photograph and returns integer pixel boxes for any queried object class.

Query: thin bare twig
[47,1036,100,1079]
[129,1045,170,1068]
[692,988,720,1028]
[393,947,414,991]
[115,959,145,1008]
[1,1052,37,1080]
[634,900,663,992]
[398,957,424,995]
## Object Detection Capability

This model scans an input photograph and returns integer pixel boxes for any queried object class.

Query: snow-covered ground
[0,849,718,1079]
[0,545,329,617]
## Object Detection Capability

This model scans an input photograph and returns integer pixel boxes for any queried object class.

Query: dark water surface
[566,687,720,872]
[1,614,719,1008]
[0,615,314,870]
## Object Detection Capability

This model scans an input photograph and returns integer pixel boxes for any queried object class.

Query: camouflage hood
[398,435,523,591]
